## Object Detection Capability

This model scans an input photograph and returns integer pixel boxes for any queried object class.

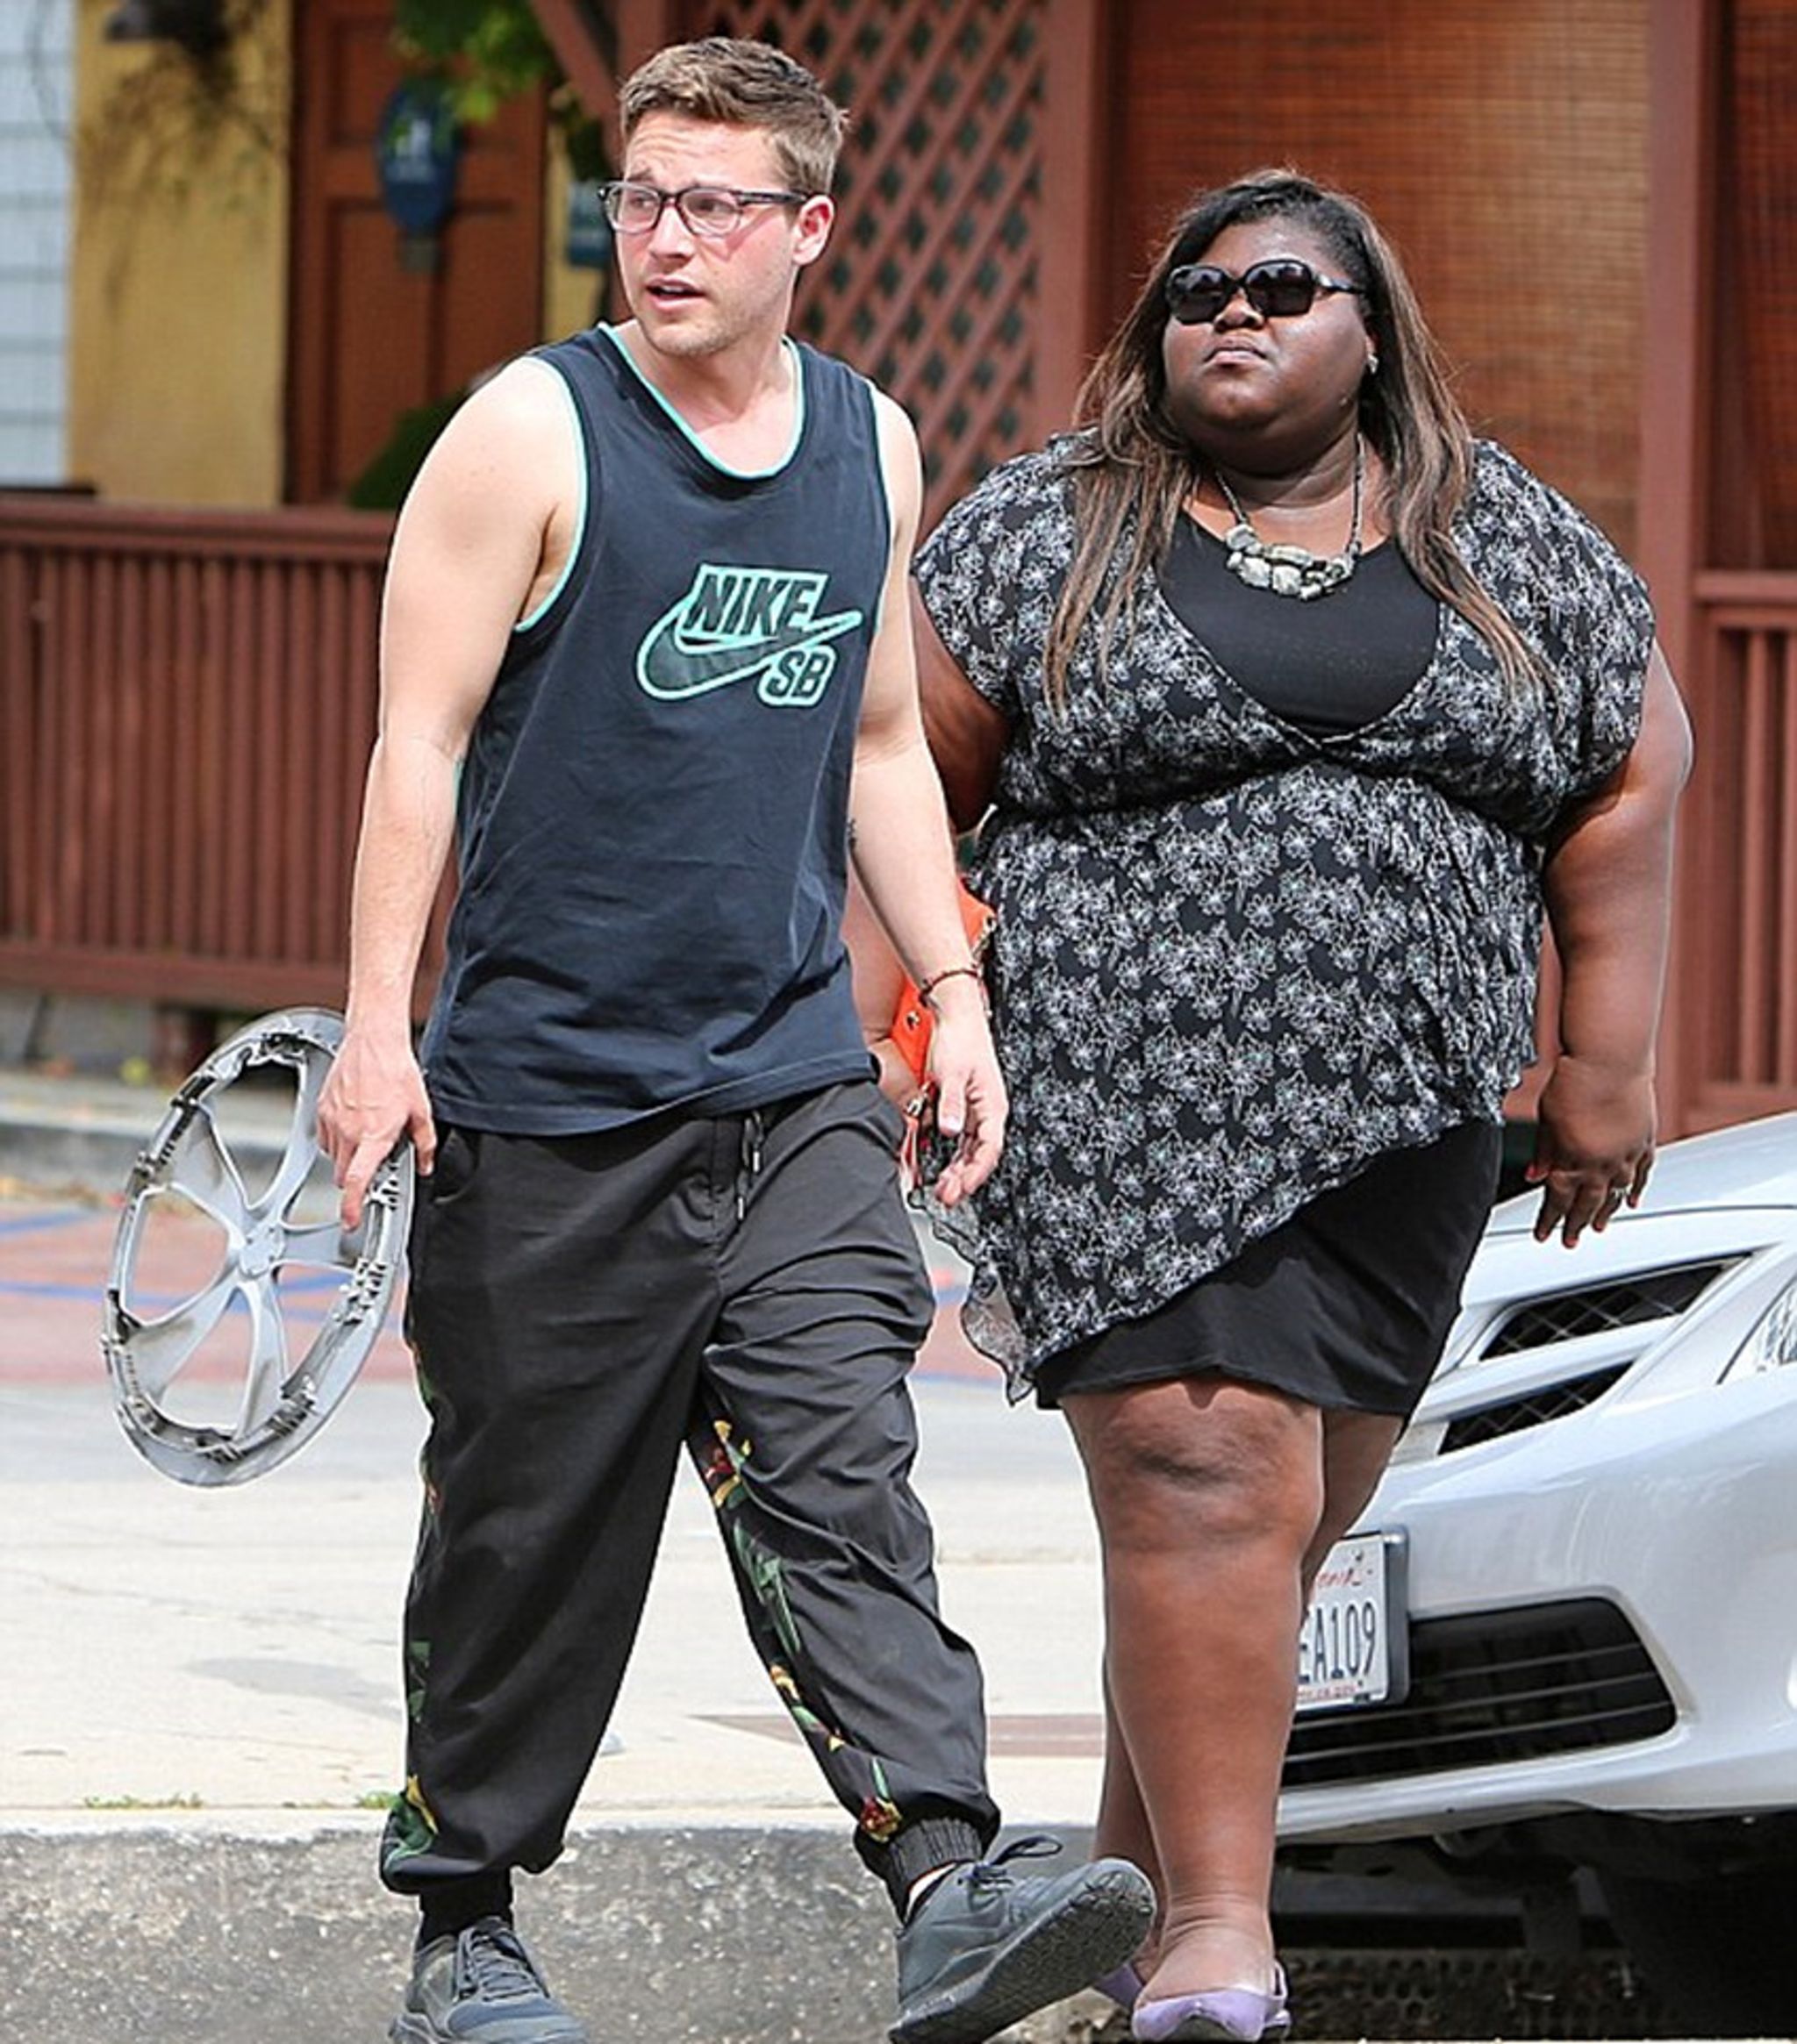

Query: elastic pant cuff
[417,1869,515,1948]
[877,1815,989,1916]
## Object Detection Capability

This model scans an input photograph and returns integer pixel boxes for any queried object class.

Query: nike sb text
[636,563,863,707]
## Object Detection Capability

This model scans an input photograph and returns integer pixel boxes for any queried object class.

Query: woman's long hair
[1042,168,1539,709]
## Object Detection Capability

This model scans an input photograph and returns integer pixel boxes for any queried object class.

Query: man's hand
[1525,1054,1656,1247]
[923,983,1006,1205]
[318,1025,436,1230]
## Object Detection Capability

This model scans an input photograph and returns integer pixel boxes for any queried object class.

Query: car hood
[1486,1107,1797,1235]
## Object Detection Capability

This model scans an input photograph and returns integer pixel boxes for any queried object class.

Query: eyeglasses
[1165,259,1366,325]
[599,181,810,238]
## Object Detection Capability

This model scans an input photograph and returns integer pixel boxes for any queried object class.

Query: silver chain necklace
[1213,437,1364,601]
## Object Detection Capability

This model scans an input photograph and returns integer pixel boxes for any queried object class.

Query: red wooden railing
[4,504,1793,1126]
[1679,574,1797,1129]
[0,497,413,1017]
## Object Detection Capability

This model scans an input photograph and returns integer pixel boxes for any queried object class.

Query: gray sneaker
[390,1917,591,2043]
[891,1836,1156,2044]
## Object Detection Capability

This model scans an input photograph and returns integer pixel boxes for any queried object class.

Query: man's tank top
[420,327,889,1133]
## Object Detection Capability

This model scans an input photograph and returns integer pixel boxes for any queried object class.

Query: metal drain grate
[1281,1948,1671,2043]
[1068,1950,1670,2044]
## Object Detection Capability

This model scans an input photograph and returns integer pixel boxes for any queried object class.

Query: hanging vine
[77,0,285,211]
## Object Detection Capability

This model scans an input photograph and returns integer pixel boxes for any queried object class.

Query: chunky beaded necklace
[1213,437,1364,601]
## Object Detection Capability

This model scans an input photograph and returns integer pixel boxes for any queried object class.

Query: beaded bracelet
[915,963,984,1008]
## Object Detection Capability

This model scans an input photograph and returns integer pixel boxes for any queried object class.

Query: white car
[1278,1110,1797,2033]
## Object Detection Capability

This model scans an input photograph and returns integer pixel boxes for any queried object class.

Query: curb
[4,1821,1025,2044]
[0,1077,290,1206]
[4,1821,1686,2044]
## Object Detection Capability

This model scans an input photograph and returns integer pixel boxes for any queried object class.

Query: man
[319,36,1152,2044]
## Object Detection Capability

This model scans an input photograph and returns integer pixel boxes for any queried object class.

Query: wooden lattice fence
[676,0,1052,515]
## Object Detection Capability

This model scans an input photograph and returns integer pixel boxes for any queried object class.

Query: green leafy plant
[393,0,612,182]
[392,0,555,125]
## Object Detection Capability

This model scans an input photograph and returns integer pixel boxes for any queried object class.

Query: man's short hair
[619,36,848,197]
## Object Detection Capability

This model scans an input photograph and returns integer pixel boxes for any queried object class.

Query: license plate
[1296,1531,1408,1713]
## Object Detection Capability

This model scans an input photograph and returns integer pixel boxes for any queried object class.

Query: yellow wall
[543,141,609,344]
[68,2,595,508]
[68,0,292,506]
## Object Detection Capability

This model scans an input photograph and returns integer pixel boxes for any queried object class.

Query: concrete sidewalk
[3,1363,1113,2043]
[1,1070,1121,2042]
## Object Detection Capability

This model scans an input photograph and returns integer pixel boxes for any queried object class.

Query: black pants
[380,1080,998,1898]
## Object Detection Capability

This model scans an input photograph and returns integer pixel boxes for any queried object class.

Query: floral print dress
[913,439,1655,1395]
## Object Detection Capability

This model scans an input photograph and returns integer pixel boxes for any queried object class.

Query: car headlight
[1722,1281,1797,1380]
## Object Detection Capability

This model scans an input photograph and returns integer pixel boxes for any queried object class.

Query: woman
[906,170,1690,2043]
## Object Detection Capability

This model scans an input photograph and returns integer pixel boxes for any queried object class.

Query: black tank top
[1159,513,1439,737]
[421,328,887,1132]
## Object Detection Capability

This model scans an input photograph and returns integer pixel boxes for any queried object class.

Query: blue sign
[376,80,461,236]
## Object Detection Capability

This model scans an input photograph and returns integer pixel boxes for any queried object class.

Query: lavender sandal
[1130,1964,1291,2043]
[1093,1962,1145,2010]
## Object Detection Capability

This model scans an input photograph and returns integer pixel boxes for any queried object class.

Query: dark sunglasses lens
[1244,261,1319,316]
[1167,266,1229,324]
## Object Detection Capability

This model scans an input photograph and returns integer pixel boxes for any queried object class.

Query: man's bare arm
[319,360,576,1226]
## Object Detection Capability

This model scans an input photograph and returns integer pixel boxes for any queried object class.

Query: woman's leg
[1065,1374,1324,1998]
[1303,1409,1406,1593]
[1093,1665,1161,1936]
[1073,1389,1408,1998]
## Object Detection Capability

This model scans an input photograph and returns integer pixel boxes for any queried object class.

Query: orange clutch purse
[889,883,996,1087]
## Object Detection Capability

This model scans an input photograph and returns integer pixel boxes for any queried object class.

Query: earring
[1366,353,1380,376]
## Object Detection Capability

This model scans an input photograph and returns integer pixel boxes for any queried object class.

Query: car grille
[1426,1258,1744,1454]
[1284,1598,1674,1789]
[1441,1365,1630,1452]
[1481,1261,1736,1356]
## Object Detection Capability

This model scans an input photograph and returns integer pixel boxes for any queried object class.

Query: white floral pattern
[913,439,1654,1393]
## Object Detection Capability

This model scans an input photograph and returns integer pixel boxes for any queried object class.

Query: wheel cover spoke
[168,1109,252,1236]
[259,1047,333,1220]
[279,1219,351,1271]
[121,1268,237,1400]
[235,1274,290,1435]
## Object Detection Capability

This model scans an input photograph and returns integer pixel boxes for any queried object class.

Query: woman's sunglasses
[1165,258,1366,325]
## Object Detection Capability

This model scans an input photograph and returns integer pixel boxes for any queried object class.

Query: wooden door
[287,0,548,503]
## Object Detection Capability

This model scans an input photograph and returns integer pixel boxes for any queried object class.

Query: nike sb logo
[636,563,863,707]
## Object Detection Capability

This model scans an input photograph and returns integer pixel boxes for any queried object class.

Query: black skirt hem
[1032,1120,1503,1417]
